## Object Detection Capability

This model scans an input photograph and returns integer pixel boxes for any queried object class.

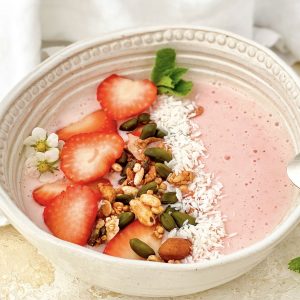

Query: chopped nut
[133,163,141,173]
[194,106,204,117]
[146,189,154,195]
[100,200,112,217]
[112,163,123,172]
[159,182,167,190]
[101,235,107,241]
[167,171,195,186]
[122,186,138,196]
[179,184,189,194]
[159,238,192,261]
[154,225,165,239]
[134,168,144,186]
[127,134,146,160]
[113,202,124,215]
[140,193,161,207]
[155,177,163,185]
[144,165,156,184]
[126,167,135,185]
[151,206,164,215]
[98,184,116,202]
[129,199,155,226]
[147,255,163,262]
[123,205,130,212]
[105,216,119,241]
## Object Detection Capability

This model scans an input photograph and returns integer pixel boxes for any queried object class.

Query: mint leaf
[151,48,176,84]
[167,67,188,84]
[157,80,193,97]
[288,257,300,273]
[157,75,175,88]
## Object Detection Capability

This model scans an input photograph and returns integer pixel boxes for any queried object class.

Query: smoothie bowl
[0,27,300,297]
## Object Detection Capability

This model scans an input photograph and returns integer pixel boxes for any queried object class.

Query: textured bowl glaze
[0,27,300,297]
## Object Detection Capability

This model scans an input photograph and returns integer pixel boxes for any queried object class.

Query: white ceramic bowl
[1,26,300,297]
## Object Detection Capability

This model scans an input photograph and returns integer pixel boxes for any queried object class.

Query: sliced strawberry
[131,126,144,137]
[43,185,98,245]
[97,74,157,120]
[57,110,117,141]
[33,180,69,206]
[86,178,111,199]
[61,132,124,183]
[103,220,161,260]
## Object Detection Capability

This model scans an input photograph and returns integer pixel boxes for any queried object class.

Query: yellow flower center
[35,140,48,152]
[37,161,51,173]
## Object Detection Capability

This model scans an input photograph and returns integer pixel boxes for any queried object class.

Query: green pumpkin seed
[155,129,167,138]
[160,212,177,231]
[138,113,151,124]
[119,118,138,131]
[161,192,178,204]
[116,151,128,165]
[144,147,172,162]
[155,163,172,179]
[130,238,155,258]
[140,123,157,140]
[165,205,176,214]
[119,212,135,229]
[115,194,134,205]
[171,211,196,227]
[137,181,158,196]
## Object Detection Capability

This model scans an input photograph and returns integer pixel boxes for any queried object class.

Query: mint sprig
[288,257,300,273]
[151,48,193,97]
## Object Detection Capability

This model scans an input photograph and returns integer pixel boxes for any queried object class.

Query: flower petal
[24,136,36,146]
[39,172,57,183]
[46,133,59,148]
[25,156,38,168]
[24,147,36,158]
[36,152,46,161]
[32,127,47,141]
[45,148,59,162]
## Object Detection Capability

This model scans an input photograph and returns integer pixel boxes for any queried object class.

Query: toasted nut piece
[126,167,135,184]
[118,212,135,229]
[151,206,164,215]
[161,192,178,204]
[98,184,116,202]
[172,211,196,227]
[113,202,124,215]
[134,168,145,186]
[138,181,158,196]
[158,238,192,261]
[154,225,165,239]
[140,193,161,207]
[112,163,123,172]
[167,171,194,185]
[159,183,167,190]
[155,177,163,184]
[105,216,119,241]
[133,163,141,173]
[122,186,138,196]
[144,165,157,184]
[160,212,177,231]
[144,147,172,163]
[147,255,163,262]
[100,200,112,217]
[129,199,155,226]
[147,190,154,195]
[123,205,130,212]
[194,106,204,117]
[130,238,155,258]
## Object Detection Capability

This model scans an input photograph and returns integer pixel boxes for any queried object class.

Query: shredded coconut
[151,95,229,262]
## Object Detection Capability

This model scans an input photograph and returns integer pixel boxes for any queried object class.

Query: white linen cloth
[0,0,299,222]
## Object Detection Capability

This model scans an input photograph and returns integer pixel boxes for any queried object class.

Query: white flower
[25,148,62,183]
[24,127,59,155]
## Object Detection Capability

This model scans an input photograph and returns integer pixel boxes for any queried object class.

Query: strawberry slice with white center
[44,185,98,245]
[103,220,161,260]
[57,110,117,141]
[61,132,124,184]
[33,180,69,206]
[97,74,157,120]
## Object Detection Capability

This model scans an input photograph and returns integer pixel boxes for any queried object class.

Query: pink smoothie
[193,81,295,253]
[21,79,295,254]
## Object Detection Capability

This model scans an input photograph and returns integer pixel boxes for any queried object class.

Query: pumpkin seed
[116,151,128,165]
[155,163,172,179]
[115,194,134,205]
[155,129,167,138]
[137,181,158,196]
[138,113,150,124]
[140,123,157,140]
[119,212,135,229]
[130,238,155,258]
[165,205,176,214]
[160,212,177,231]
[171,211,196,227]
[144,147,172,162]
[161,192,178,204]
[119,118,138,131]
